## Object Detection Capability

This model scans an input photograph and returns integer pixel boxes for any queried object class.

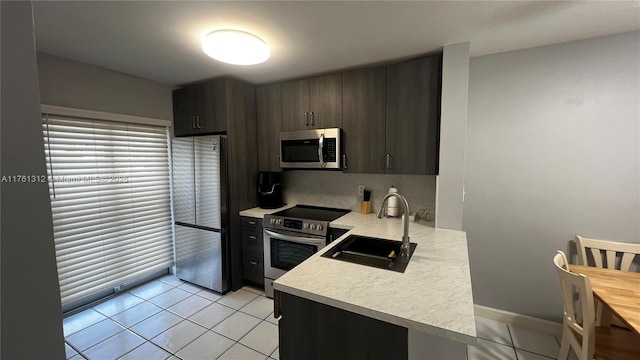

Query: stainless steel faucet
[376,192,411,257]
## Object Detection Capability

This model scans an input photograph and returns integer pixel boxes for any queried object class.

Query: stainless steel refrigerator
[172,135,229,293]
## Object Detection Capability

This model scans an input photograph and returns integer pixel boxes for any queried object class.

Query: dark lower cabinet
[241,217,264,287]
[278,292,407,360]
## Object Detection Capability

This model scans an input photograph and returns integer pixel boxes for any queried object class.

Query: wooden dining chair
[554,251,640,360]
[575,236,640,326]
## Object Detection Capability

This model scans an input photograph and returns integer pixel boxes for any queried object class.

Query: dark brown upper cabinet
[342,66,387,173]
[385,56,441,175]
[256,84,282,172]
[172,82,226,137]
[281,74,342,131]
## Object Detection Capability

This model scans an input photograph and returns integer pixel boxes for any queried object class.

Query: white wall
[436,42,470,230]
[37,52,175,120]
[464,31,639,320]
[1,2,66,358]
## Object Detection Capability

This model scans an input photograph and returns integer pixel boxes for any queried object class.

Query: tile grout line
[506,324,518,360]
[507,324,558,360]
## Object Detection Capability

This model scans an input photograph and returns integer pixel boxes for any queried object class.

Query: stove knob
[270,219,276,225]
[303,223,310,229]
[277,219,282,225]
[317,224,323,231]
[310,224,316,230]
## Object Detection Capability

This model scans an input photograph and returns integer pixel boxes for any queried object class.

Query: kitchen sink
[321,234,417,272]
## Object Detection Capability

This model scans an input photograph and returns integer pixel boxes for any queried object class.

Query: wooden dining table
[569,264,640,335]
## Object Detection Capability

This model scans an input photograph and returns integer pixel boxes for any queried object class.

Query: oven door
[263,229,325,290]
[279,128,340,169]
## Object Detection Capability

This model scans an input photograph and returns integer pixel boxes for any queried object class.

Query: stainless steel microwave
[279,128,341,169]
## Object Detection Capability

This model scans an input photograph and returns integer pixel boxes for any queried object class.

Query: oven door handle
[264,229,324,246]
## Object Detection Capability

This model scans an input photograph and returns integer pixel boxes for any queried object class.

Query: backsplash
[282,171,436,218]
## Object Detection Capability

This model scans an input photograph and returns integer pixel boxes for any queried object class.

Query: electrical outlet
[357,185,365,200]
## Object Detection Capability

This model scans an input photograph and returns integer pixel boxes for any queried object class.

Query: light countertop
[239,206,477,345]
[239,204,294,219]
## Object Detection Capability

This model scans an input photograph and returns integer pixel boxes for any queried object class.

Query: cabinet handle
[304,112,309,126]
[249,261,258,266]
[192,116,197,129]
[310,112,314,126]
[249,235,257,240]
[386,153,391,170]
[342,154,347,169]
[248,221,256,225]
[196,116,202,129]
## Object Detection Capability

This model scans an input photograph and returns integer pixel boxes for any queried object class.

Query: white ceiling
[32,1,640,86]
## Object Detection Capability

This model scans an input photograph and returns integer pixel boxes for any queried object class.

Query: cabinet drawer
[241,217,263,231]
[242,255,264,284]
[242,231,264,258]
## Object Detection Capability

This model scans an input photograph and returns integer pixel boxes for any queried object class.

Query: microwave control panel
[324,138,337,162]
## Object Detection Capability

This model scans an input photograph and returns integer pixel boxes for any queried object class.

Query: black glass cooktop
[272,205,350,222]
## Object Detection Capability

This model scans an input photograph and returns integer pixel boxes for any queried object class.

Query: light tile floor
[63,275,565,360]
[64,275,277,360]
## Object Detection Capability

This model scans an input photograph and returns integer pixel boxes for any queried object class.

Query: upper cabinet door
[173,87,197,137]
[309,74,342,129]
[281,74,343,131]
[342,66,386,173]
[257,84,282,172]
[172,137,195,224]
[195,82,226,134]
[281,79,310,131]
[172,82,226,137]
[385,56,441,175]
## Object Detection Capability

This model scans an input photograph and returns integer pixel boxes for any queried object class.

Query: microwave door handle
[264,229,323,246]
[318,134,325,168]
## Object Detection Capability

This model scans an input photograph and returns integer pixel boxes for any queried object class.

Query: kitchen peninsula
[241,207,477,359]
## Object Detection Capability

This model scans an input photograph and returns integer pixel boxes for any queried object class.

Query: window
[43,114,173,311]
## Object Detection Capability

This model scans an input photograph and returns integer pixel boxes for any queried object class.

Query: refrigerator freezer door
[175,224,226,292]
[195,136,222,229]
[172,138,196,224]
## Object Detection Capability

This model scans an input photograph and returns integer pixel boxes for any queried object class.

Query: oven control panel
[263,215,328,236]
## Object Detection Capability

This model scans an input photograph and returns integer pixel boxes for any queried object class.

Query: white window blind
[42,114,174,309]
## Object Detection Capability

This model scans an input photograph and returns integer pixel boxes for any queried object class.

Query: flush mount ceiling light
[201,29,270,65]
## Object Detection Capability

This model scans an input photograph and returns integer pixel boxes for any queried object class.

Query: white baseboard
[474,304,563,337]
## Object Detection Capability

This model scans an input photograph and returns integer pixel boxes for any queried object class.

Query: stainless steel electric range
[263,205,350,297]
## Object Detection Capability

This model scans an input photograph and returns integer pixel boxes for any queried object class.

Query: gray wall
[436,42,470,230]
[464,31,640,320]
[37,52,175,120]
[1,2,66,358]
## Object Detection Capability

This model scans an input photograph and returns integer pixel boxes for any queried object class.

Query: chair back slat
[605,250,616,270]
[620,253,635,271]
[588,248,604,268]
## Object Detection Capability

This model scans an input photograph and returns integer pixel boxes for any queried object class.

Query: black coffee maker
[257,172,283,209]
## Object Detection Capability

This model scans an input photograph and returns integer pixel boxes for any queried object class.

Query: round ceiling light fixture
[201,29,270,65]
